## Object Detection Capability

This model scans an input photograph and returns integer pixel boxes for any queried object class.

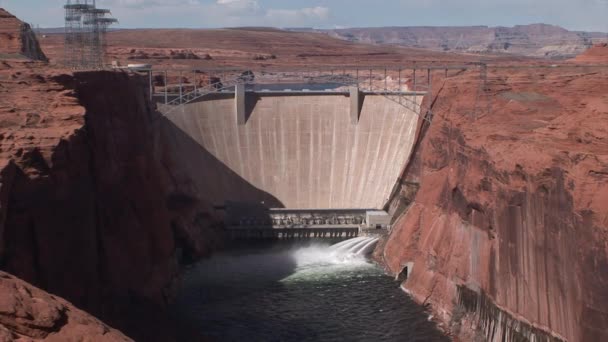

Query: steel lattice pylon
[64,0,117,69]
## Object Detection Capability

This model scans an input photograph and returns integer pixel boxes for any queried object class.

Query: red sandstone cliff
[383,66,608,341]
[0,9,47,61]
[0,60,220,340]
[571,43,608,64]
[0,271,131,341]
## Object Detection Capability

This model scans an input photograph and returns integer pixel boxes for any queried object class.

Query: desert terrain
[321,24,607,59]
[38,27,528,70]
[1,6,608,342]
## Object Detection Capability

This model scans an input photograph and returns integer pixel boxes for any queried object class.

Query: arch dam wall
[159,93,422,210]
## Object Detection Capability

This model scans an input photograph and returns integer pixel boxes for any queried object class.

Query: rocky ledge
[0,271,131,341]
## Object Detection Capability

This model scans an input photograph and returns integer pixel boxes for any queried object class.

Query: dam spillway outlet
[223,205,392,239]
[160,91,423,217]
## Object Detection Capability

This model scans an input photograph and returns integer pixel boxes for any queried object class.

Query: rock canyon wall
[0,64,220,340]
[383,66,608,341]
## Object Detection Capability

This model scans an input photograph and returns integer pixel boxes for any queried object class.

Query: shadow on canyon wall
[0,70,281,341]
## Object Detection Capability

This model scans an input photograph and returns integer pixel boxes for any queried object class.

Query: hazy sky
[1,0,607,32]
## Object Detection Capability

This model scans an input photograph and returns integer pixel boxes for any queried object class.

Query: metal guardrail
[158,73,430,120]
[153,67,432,95]
[160,74,251,115]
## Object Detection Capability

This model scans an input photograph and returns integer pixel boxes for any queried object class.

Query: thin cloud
[216,0,260,12]
[97,0,330,28]
[265,6,329,26]
[3,0,606,31]
[100,0,200,8]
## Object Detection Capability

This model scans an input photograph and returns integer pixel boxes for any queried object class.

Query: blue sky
[1,0,607,32]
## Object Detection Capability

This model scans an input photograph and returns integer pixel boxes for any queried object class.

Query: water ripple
[172,239,448,342]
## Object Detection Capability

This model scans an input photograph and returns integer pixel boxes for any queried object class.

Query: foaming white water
[334,238,369,254]
[330,237,367,252]
[282,237,379,282]
[355,238,379,255]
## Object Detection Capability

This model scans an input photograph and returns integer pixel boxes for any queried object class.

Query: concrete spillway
[160,93,422,209]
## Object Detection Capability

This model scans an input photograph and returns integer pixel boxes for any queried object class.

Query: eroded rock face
[0,9,47,61]
[0,271,131,341]
[0,63,220,340]
[383,67,608,341]
[571,43,608,64]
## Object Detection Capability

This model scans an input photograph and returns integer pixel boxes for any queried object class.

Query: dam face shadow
[159,112,320,339]
[158,114,284,210]
[244,93,261,124]
[159,109,370,340]
[158,92,422,209]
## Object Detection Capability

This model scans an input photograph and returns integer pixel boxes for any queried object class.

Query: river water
[172,239,449,342]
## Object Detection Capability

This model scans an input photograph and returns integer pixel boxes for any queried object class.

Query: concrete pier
[226,227,359,239]
[235,83,246,125]
[222,205,389,239]
[349,86,362,124]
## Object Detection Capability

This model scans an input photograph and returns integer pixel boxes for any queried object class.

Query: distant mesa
[0,8,48,61]
[571,43,608,63]
[127,49,211,60]
[314,24,608,59]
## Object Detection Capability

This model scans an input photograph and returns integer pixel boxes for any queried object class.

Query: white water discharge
[174,237,449,341]
[283,237,379,283]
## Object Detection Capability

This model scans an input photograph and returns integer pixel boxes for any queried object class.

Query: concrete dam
[158,86,424,234]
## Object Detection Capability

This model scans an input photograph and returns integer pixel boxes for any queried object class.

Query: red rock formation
[0,9,47,61]
[0,271,131,341]
[0,61,220,340]
[383,66,608,341]
[0,9,222,340]
[571,43,608,63]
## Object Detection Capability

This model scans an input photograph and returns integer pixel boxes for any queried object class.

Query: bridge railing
[159,74,255,115]
[153,67,436,119]
[153,67,432,96]
[327,77,427,121]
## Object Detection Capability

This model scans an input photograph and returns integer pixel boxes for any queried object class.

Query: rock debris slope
[0,271,131,341]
